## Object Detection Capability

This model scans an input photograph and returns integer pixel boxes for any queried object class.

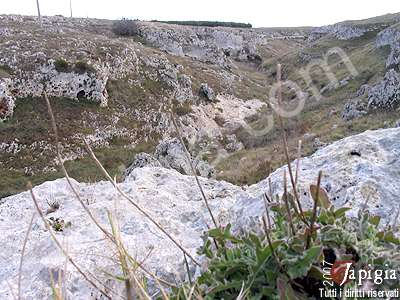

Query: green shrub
[153,20,252,28]
[112,18,139,37]
[54,58,70,73]
[0,64,13,75]
[171,100,193,116]
[74,61,95,74]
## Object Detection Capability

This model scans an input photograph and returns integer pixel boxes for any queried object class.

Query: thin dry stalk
[82,138,200,266]
[44,92,115,243]
[6,280,17,300]
[261,216,281,270]
[28,182,112,299]
[133,257,177,288]
[236,282,246,300]
[262,194,272,230]
[47,94,173,293]
[18,212,35,300]
[275,64,308,226]
[358,193,371,218]
[69,0,73,18]
[263,192,271,204]
[107,211,135,300]
[151,275,170,300]
[170,110,221,251]
[187,284,198,300]
[107,208,167,298]
[282,170,295,235]
[170,111,219,229]
[129,272,152,300]
[184,253,193,285]
[306,171,322,249]
[118,243,176,289]
[294,140,302,186]
[49,269,64,300]
[385,216,393,231]
[268,177,274,202]
[393,205,400,228]
[262,215,297,288]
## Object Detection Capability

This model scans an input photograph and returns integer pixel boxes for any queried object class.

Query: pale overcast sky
[1,0,399,27]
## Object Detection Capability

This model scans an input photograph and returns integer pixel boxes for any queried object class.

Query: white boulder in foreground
[0,128,399,299]
[251,127,400,221]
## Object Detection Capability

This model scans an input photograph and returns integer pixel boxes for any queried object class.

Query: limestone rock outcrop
[0,80,15,121]
[11,60,109,107]
[376,25,400,67]
[199,83,216,102]
[341,69,400,120]
[250,127,400,222]
[311,24,368,40]
[367,69,400,109]
[0,15,142,120]
[126,138,216,178]
[341,98,368,121]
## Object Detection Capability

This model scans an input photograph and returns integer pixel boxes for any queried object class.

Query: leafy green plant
[168,177,400,299]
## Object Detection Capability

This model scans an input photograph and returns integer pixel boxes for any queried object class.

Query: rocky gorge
[1,11,400,298]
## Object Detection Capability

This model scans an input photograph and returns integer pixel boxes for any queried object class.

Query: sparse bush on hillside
[0,64,13,75]
[153,20,252,28]
[54,59,95,74]
[74,61,95,74]
[54,58,70,73]
[171,99,193,116]
[112,18,139,37]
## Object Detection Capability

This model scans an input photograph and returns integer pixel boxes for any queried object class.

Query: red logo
[330,260,354,286]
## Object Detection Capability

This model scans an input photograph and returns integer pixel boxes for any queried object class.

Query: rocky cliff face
[1,127,399,299]
[376,24,400,67]
[340,21,400,121]
[0,15,140,120]
[138,21,308,67]
[310,24,369,41]
[341,69,400,120]
[308,13,400,42]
